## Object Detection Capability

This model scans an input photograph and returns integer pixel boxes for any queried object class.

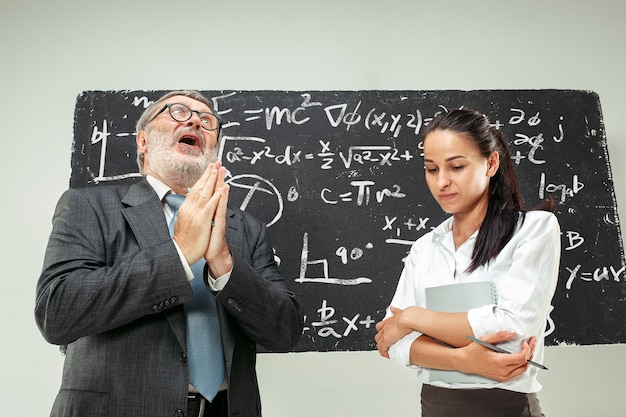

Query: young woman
[375,108,560,417]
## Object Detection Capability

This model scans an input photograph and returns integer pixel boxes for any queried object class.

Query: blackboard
[71,89,626,351]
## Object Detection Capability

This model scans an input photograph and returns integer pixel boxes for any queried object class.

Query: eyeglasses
[148,103,221,131]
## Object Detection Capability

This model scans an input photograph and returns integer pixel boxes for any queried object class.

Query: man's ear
[136,130,148,154]
[136,130,149,174]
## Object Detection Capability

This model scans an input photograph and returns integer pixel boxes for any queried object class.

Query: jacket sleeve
[35,188,194,345]
[216,210,304,352]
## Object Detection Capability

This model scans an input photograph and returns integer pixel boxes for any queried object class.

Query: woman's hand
[457,331,536,381]
[375,306,414,358]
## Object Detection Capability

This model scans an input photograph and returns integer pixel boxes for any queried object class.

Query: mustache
[174,127,206,148]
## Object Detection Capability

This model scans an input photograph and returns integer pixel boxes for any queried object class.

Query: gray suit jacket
[35,179,303,417]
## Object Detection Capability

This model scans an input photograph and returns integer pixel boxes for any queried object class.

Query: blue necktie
[165,194,225,401]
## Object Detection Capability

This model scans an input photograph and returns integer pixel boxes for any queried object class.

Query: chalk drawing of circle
[226,174,283,227]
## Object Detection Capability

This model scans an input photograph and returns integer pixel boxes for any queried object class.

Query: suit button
[152,305,159,313]
[227,298,244,313]
[179,352,187,363]
[173,410,184,417]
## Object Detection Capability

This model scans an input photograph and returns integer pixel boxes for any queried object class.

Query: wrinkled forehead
[137,91,214,133]
[159,95,211,112]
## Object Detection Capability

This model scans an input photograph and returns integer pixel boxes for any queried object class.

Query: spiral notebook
[425,281,497,384]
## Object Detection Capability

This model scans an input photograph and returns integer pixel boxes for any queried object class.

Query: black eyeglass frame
[147,103,222,132]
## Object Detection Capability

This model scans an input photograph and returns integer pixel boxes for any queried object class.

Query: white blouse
[386,210,561,393]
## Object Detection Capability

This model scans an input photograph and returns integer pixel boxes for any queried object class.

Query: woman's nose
[437,172,450,189]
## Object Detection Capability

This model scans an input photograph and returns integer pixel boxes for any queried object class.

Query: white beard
[144,126,217,190]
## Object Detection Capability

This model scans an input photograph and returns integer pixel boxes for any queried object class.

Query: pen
[466,335,548,370]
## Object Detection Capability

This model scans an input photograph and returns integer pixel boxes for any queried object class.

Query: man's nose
[185,111,203,129]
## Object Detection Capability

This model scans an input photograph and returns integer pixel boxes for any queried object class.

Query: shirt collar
[431,216,480,252]
[431,216,455,243]
[146,175,173,201]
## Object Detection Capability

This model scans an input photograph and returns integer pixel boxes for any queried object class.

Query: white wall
[1,0,624,415]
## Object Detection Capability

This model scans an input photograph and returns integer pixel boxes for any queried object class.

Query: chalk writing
[303,299,378,342]
[320,181,405,206]
[295,233,372,286]
[539,173,584,203]
[565,264,626,290]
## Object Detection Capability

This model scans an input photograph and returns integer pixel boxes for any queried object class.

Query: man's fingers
[186,162,224,203]
[188,162,216,195]
[199,166,222,200]
[209,184,229,234]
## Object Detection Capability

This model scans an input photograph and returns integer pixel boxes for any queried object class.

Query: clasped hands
[170,161,233,279]
[375,306,537,382]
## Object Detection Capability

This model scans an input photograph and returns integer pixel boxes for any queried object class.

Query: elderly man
[36,90,303,417]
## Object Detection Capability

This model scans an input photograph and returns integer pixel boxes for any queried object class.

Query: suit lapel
[121,179,171,248]
[121,179,187,348]
[218,208,242,369]
[225,208,242,256]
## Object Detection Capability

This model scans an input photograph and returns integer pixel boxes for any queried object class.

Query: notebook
[424,281,497,384]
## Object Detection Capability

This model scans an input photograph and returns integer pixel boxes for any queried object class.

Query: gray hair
[135,90,216,171]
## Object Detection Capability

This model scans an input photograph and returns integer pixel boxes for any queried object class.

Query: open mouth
[177,133,202,149]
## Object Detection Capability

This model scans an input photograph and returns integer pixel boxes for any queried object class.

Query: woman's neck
[452,208,487,250]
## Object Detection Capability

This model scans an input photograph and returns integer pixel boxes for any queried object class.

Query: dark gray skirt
[421,385,544,417]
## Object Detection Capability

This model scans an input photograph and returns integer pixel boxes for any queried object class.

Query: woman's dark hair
[423,108,554,272]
